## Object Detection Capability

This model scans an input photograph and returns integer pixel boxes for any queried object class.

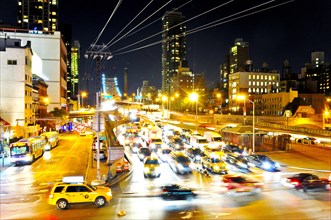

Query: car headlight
[177,163,184,169]
[144,167,150,172]
[106,191,112,197]
[262,162,271,169]
[274,162,280,167]
[195,155,201,161]
[213,165,220,170]
[238,162,247,168]
[24,155,33,161]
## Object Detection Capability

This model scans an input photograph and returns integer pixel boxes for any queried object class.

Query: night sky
[1,0,330,102]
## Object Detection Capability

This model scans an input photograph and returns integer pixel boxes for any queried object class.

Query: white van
[203,131,223,147]
[190,135,209,149]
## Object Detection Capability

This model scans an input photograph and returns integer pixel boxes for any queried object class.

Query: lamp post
[237,95,255,153]
[237,95,246,125]
[190,92,199,132]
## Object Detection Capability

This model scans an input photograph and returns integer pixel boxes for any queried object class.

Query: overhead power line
[113,0,294,56]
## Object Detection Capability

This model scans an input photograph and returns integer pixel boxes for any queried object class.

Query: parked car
[137,147,152,162]
[220,174,264,194]
[282,173,331,192]
[93,150,107,161]
[245,154,280,171]
[161,184,197,200]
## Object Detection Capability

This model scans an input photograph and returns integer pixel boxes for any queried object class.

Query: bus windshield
[11,146,29,155]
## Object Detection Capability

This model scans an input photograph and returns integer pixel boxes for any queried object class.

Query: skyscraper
[162,11,186,96]
[71,40,80,97]
[17,0,58,32]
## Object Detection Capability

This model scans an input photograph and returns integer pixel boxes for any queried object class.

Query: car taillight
[290,181,299,186]
[162,189,168,192]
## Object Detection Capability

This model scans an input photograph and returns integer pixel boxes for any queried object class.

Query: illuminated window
[253,82,255,86]
[257,82,260,86]
[253,75,255,79]
[269,76,272,80]
[249,75,251,79]
[257,75,260,79]
[249,81,251,86]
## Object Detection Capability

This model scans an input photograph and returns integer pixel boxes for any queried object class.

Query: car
[130,142,143,153]
[48,176,112,210]
[93,150,107,161]
[245,154,280,171]
[168,151,192,174]
[137,147,152,161]
[161,184,197,200]
[143,156,161,178]
[282,173,331,192]
[201,155,228,174]
[79,131,86,136]
[220,174,264,194]
[202,145,224,158]
[185,147,205,163]
[222,153,251,173]
[168,136,186,151]
[157,147,172,163]
[221,144,244,155]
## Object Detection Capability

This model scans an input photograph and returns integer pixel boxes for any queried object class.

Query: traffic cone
[123,161,129,172]
[116,162,122,173]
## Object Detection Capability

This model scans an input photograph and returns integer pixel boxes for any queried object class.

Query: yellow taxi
[48,176,112,210]
[201,154,228,174]
[143,156,161,178]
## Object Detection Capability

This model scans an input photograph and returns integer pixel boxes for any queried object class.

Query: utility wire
[123,0,192,40]
[113,0,294,56]
[111,0,234,54]
[89,0,123,50]
[99,0,154,52]
[103,0,174,50]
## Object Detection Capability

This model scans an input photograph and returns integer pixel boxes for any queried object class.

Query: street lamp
[189,92,199,132]
[237,95,255,153]
[81,92,87,108]
[237,95,246,125]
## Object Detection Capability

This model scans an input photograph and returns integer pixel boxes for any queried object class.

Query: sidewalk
[85,155,133,186]
[263,144,331,172]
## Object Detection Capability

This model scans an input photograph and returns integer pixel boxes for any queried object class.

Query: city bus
[40,131,59,151]
[9,136,46,164]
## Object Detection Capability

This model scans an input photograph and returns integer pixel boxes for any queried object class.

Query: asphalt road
[0,132,330,220]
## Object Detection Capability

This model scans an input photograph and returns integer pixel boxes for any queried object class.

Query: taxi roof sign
[62,176,84,183]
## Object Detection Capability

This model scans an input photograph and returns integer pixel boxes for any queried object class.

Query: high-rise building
[17,0,58,32]
[220,38,249,105]
[71,40,80,97]
[162,11,186,96]
[229,38,249,74]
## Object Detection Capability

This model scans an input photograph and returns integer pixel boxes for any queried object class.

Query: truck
[203,131,223,147]
[140,126,163,146]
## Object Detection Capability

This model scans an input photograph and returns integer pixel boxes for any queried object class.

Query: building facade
[0,38,33,126]
[17,0,58,32]
[1,29,68,112]
[161,11,186,96]
[228,71,280,111]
